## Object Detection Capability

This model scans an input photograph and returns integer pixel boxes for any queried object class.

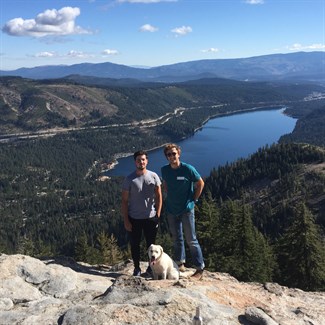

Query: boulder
[0,254,324,325]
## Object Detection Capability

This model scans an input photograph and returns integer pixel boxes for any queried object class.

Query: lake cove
[106,108,297,177]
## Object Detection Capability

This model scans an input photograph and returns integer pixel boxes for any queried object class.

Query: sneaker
[133,268,141,276]
[178,264,186,272]
[191,269,204,280]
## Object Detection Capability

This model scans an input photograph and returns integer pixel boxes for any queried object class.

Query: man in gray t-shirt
[121,150,162,276]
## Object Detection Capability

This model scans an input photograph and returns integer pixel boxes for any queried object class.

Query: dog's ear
[158,245,163,253]
[148,244,153,253]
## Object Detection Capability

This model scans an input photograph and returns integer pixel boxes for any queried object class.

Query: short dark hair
[133,150,148,160]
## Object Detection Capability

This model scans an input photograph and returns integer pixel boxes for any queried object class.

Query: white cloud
[139,24,158,32]
[201,48,219,53]
[2,7,91,38]
[35,51,56,57]
[102,49,120,55]
[171,26,192,36]
[244,0,264,4]
[67,50,93,58]
[117,0,177,3]
[288,43,325,51]
[32,50,93,59]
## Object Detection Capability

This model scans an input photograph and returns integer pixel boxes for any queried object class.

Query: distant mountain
[1,51,324,83]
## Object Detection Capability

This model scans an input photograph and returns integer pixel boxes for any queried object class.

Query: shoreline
[104,105,288,173]
[194,104,286,133]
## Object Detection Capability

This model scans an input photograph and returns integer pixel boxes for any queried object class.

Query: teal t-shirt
[161,162,201,215]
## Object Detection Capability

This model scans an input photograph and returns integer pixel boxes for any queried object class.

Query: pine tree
[108,233,124,265]
[213,200,274,283]
[276,203,325,291]
[97,232,124,266]
[17,235,35,256]
[74,233,91,262]
[233,203,274,282]
[196,191,219,268]
[234,203,259,281]
[213,200,240,274]
[253,230,276,282]
[34,239,54,258]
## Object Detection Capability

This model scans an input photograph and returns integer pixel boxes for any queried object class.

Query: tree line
[0,138,324,291]
[1,76,325,292]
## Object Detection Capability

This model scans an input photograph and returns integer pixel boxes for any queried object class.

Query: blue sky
[1,0,324,70]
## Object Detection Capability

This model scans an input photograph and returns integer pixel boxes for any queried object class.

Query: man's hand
[124,218,132,232]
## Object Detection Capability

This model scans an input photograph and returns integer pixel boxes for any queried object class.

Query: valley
[0,68,324,292]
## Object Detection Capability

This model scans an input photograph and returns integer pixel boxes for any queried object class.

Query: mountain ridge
[1,51,324,83]
[3,75,323,135]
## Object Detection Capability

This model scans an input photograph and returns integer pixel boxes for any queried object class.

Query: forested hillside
[280,103,325,147]
[200,143,325,291]
[0,137,324,291]
[1,76,325,292]
[1,76,324,134]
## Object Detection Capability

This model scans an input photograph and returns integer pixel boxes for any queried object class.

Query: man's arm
[155,185,162,218]
[162,180,167,195]
[193,177,205,201]
[121,190,132,231]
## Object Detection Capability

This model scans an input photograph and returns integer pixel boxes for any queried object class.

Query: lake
[106,107,297,177]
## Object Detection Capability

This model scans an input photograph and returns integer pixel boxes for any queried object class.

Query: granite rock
[0,254,324,325]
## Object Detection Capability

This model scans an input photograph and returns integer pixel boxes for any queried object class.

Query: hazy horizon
[2,50,324,72]
[1,0,324,71]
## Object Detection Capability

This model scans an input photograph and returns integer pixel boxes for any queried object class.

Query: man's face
[166,148,179,164]
[135,154,148,170]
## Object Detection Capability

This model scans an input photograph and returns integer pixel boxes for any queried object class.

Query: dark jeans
[128,216,159,269]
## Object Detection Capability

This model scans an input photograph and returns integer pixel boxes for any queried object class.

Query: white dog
[148,244,179,280]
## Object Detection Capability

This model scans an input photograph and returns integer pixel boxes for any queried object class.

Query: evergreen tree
[33,239,54,258]
[233,203,273,282]
[74,233,92,262]
[234,203,260,281]
[276,203,325,291]
[196,191,219,269]
[257,233,276,282]
[96,232,124,266]
[17,235,35,256]
[213,200,240,274]
[213,200,274,283]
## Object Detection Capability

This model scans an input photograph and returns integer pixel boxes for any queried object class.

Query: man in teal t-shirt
[161,143,205,279]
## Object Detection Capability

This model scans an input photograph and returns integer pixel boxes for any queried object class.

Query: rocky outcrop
[0,254,324,325]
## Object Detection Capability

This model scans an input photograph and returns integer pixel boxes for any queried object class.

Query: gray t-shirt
[122,170,161,219]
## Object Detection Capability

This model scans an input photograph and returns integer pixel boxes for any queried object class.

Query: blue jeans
[167,209,205,270]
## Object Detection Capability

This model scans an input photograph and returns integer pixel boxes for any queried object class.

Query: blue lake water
[106,108,297,177]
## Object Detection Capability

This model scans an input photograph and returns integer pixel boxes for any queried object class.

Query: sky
[1,0,325,71]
